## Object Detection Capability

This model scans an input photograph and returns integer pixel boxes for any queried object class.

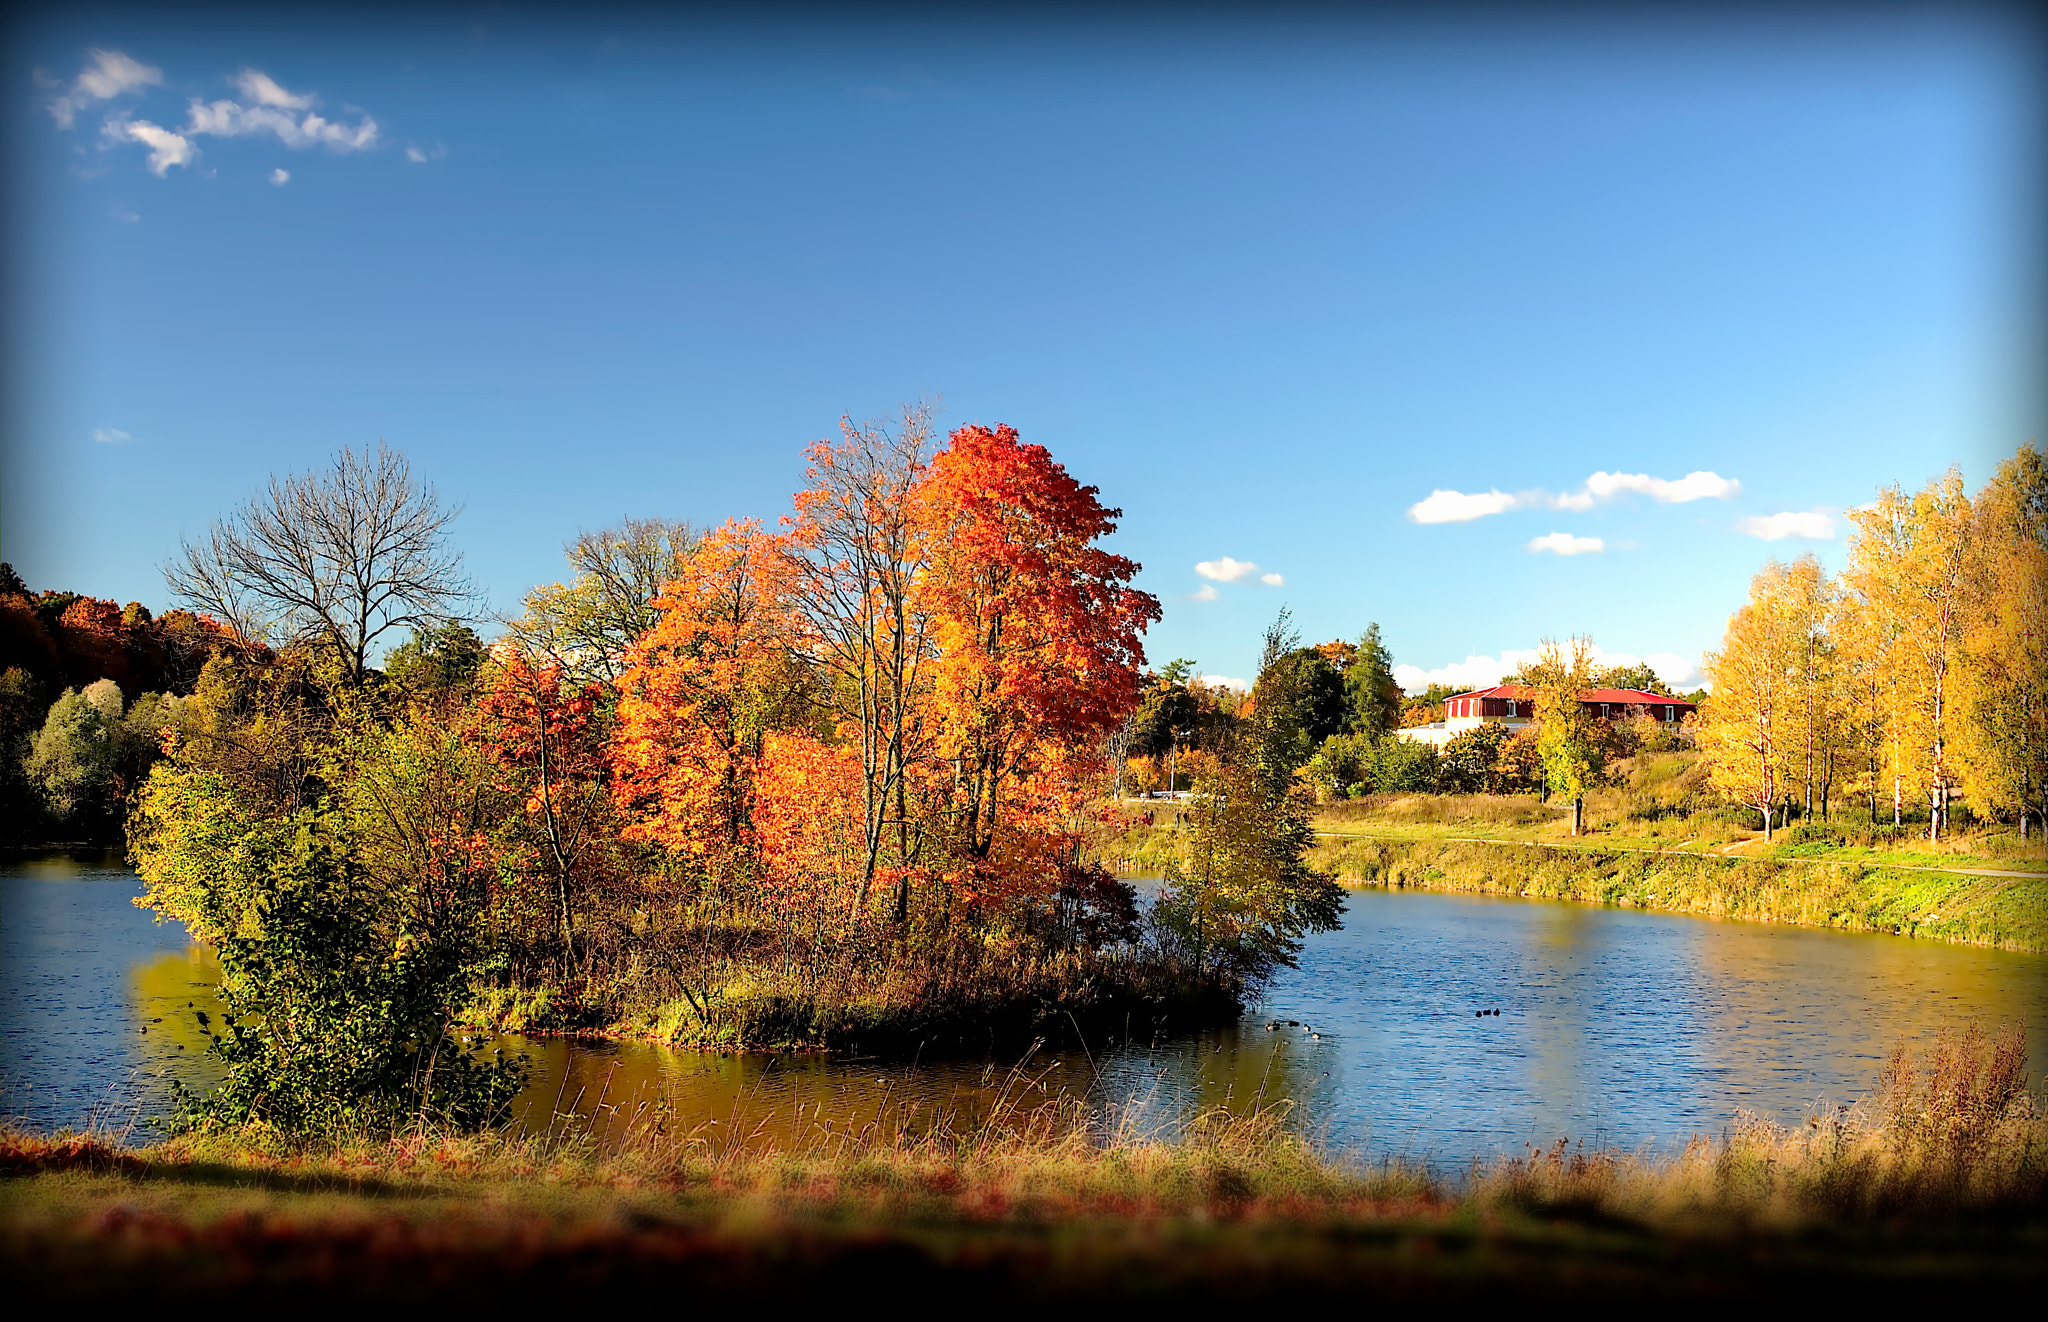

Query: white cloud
[1197,675,1248,693]
[1585,470,1741,503]
[185,95,379,151]
[92,427,135,444]
[103,118,195,175]
[47,49,161,128]
[233,68,314,110]
[1191,584,1219,602]
[1408,470,1741,524]
[1527,532,1605,556]
[405,146,429,163]
[1738,509,1835,541]
[404,141,447,164]
[1392,644,1701,696]
[1195,557,1260,582]
[270,167,290,185]
[1259,572,1284,586]
[1408,488,1519,523]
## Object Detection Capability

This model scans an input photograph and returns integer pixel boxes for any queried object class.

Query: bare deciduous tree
[165,442,474,685]
[507,516,698,684]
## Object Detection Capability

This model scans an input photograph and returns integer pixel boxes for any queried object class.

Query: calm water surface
[5,852,2044,1161]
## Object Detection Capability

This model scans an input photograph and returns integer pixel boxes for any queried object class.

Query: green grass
[1094,756,2047,949]
[5,1026,2044,1302]
[1310,837,2047,951]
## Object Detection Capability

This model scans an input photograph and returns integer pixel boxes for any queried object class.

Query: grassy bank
[1314,837,2048,951]
[1093,760,2047,951]
[578,955,1241,1057]
[5,1027,2043,1303]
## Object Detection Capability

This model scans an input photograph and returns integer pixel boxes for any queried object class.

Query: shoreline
[1308,835,2047,954]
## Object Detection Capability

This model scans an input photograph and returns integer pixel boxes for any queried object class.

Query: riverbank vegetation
[1696,449,2048,844]
[5,1025,2042,1301]
[30,413,1341,1133]
[1100,747,2045,950]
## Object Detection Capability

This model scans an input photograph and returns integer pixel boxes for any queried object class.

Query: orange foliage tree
[608,423,1158,940]
[610,520,811,883]
[915,424,1160,903]
[784,406,941,906]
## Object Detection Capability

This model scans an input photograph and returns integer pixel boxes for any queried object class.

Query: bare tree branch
[163,442,475,684]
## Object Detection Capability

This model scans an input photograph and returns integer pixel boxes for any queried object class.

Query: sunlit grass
[4,1026,2044,1299]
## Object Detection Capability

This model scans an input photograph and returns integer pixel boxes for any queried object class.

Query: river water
[5,851,2045,1162]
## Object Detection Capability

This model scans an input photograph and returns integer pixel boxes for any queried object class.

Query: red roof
[1448,685,1692,709]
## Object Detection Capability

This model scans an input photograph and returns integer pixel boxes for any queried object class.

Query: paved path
[1310,830,2047,881]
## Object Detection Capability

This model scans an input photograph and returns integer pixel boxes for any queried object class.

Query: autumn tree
[611,520,812,883]
[1699,561,1809,839]
[916,423,1160,899]
[784,405,941,905]
[1843,473,1973,839]
[1776,555,1837,823]
[1958,444,2048,836]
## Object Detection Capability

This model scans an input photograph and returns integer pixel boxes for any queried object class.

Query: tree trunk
[1571,796,1582,836]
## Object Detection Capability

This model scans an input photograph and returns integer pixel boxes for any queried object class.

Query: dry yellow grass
[4,1026,2043,1302]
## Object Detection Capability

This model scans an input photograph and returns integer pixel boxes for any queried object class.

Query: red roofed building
[1398,685,1695,748]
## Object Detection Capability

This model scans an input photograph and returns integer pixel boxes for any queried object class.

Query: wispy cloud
[1393,645,1701,695]
[1195,557,1260,582]
[1739,509,1835,541]
[1573,470,1740,506]
[234,68,313,111]
[270,168,290,185]
[1191,584,1219,602]
[1408,470,1741,524]
[92,427,137,444]
[1527,532,1604,556]
[45,49,161,129]
[184,72,379,152]
[102,118,194,175]
[72,60,383,177]
[1259,572,1284,586]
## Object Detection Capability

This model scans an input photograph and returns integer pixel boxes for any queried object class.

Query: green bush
[132,764,524,1134]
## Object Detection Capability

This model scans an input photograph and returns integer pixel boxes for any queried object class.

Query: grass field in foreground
[4,1027,2044,1303]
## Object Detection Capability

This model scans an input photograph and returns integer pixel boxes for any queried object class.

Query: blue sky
[4,5,2038,691]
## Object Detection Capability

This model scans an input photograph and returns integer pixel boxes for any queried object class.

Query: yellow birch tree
[1699,560,1803,839]
[1844,472,1972,840]
[1958,445,2048,837]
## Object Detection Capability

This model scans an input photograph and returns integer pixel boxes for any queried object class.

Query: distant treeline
[0,563,244,843]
